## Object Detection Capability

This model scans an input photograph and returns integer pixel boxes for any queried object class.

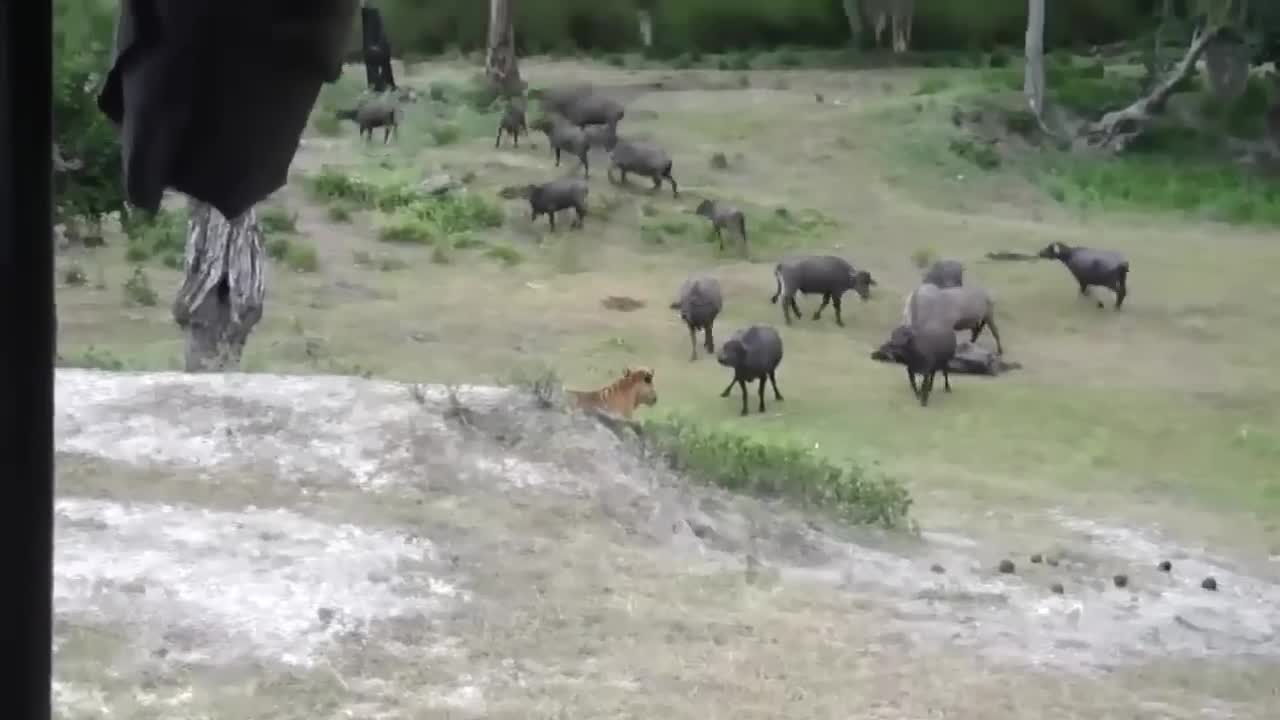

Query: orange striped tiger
[565,366,658,419]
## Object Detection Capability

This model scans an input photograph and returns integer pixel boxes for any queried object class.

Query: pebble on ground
[1158,560,1172,572]
[1113,574,1129,588]
[998,559,1016,574]
[1050,582,1065,594]
[1201,576,1218,591]
[930,563,946,574]
[1030,553,1043,563]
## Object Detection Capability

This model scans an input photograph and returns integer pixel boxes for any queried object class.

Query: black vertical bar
[0,0,55,718]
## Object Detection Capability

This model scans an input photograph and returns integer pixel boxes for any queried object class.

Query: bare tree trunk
[172,199,266,372]
[1024,0,1047,122]
[485,0,522,96]
[892,0,915,54]
[840,0,864,41]
[1084,25,1226,152]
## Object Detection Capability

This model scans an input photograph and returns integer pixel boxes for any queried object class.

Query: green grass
[305,167,505,235]
[121,266,158,307]
[57,58,1280,554]
[377,213,437,245]
[483,243,523,266]
[1036,152,1280,226]
[122,208,186,268]
[642,415,913,529]
[258,206,298,234]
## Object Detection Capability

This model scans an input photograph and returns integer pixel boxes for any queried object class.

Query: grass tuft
[641,415,913,529]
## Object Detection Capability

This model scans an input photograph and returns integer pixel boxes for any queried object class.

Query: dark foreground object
[871,325,1023,376]
[97,1,358,218]
[2,3,54,718]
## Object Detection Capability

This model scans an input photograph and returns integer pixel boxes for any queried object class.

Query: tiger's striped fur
[566,366,658,419]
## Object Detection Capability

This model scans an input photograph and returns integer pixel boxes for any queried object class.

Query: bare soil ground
[53,57,1280,718]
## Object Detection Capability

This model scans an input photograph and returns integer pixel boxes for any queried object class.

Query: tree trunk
[172,199,267,372]
[840,0,864,41]
[1083,25,1226,152]
[485,0,522,96]
[1204,32,1249,101]
[892,0,915,54]
[1024,0,1047,122]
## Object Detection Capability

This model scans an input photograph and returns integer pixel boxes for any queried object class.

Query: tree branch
[1083,24,1226,152]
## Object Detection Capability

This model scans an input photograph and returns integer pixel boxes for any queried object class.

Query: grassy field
[55,56,1280,557]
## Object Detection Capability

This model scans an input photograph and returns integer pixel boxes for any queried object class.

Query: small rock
[1157,560,1172,572]
[709,152,729,170]
[930,563,946,574]
[317,607,336,624]
[420,173,461,196]
[1050,582,1064,595]
[1113,574,1129,589]
[998,559,1016,574]
[1046,556,1060,567]
[815,93,824,103]
[1030,553,1043,564]
[687,520,715,540]
[1201,576,1218,591]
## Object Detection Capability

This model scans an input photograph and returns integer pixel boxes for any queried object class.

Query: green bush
[53,0,126,225]
[266,236,292,261]
[123,208,188,264]
[258,206,298,234]
[484,244,523,266]
[949,137,1001,170]
[1037,153,1280,227]
[372,0,1148,57]
[122,266,158,307]
[914,76,953,96]
[58,345,126,371]
[429,123,463,146]
[327,202,355,222]
[640,415,913,529]
[1200,75,1274,139]
[377,214,437,245]
[284,243,320,273]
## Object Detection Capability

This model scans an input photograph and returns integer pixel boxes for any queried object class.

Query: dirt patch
[601,295,646,312]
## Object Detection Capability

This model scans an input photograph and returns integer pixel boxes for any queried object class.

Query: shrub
[414,193,505,233]
[62,264,88,287]
[310,112,343,136]
[305,168,506,234]
[910,247,938,270]
[640,415,913,529]
[122,266,158,307]
[430,123,463,146]
[484,244,523,266]
[266,236,292,260]
[58,345,125,371]
[53,0,126,226]
[1035,152,1280,227]
[284,242,320,273]
[258,205,298,234]
[377,214,437,245]
[327,203,355,222]
[949,137,1001,170]
[123,208,187,264]
[914,76,954,96]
